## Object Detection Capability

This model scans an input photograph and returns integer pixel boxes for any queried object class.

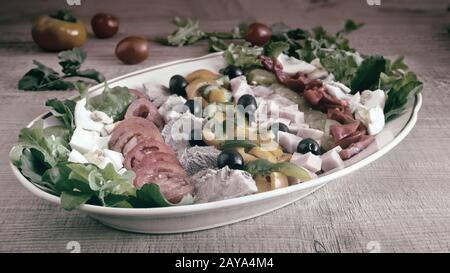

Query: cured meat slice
[123,138,176,170]
[134,171,194,203]
[109,117,163,153]
[330,121,361,142]
[334,130,365,149]
[339,135,375,160]
[125,98,164,129]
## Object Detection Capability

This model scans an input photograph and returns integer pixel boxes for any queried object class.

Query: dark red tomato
[245,22,272,46]
[91,13,119,38]
[115,36,149,64]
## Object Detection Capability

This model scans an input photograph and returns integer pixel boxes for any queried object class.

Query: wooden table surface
[0,0,449,253]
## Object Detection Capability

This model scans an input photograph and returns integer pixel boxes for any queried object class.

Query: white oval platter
[10,52,422,234]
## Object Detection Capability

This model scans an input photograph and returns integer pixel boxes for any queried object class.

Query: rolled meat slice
[125,98,164,130]
[330,121,361,142]
[339,135,375,160]
[109,117,163,154]
[123,138,176,170]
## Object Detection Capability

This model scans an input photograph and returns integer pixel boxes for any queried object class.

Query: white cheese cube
[68,149,89,164]
[277,54,316,75]
[103,149,124,171]
[69,127,100,154]
[74,98,104,132]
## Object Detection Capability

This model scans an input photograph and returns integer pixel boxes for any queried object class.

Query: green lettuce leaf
[86,84,136,121]
[222,43,263,72]
[45,99,76,131]
[131,184,195,208]
[350,55,386,93]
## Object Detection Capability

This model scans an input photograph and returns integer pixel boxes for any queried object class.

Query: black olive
[217,150,244,170]
[297,138,321,155]
[189,129,206,147]
[169,75,188,96]
[269,122,289,135]
[185,99,201,116]
[237,94,257,112]
[223,65,243,79]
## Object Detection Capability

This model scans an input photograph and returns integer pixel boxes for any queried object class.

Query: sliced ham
[339,135,375,160]
[321,147,344,172]
[330,121,361,142]
[296,127,324,143]
[109,117,163,154]
[125,98,164,130]
[277,131,303,153]
[123,138,176,170]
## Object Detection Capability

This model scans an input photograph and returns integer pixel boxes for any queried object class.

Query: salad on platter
[10,20,422,210]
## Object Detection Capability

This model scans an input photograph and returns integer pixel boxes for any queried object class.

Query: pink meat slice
[134,171,195,203]
[125,98,164,130]
[109,117,163,154]
[339,135,375,160]
[330,121,361,142]
[124,138,176,170]
[334,130,365,149]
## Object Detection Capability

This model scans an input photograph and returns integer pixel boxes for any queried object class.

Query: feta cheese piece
[321,147,344,172]
[74,98,104,132]
[192,167,258,203]
[96,135,111,150]
[84,149,111,169]
[158,95,187,123]
[68,149,89,164]
[355,106,385,135]
[360,89,386,109]
[103,149,124,170]
[290,152,322,173]
[179,146,222,176]
[69,127,100,154]
[277,54,316,75]
[90,110,113,125]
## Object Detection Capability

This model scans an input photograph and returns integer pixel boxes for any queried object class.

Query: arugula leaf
[58,48,105,83]
[264,41,290,58]
[61,191,93,211]
[86,84,136,121]
[350,55,386,93]
[222,43,263,72]
[17,121,70,167]
[208,36,228,53]
[384,80,423,121]
[45,98,76,131]
[165,17,206,46]
[319,50,359,86]
[18,48,104,91]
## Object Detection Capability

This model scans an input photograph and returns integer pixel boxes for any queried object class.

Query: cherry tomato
[115,36,149,64]
[91,13,119,39]
[245,22,272,46]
